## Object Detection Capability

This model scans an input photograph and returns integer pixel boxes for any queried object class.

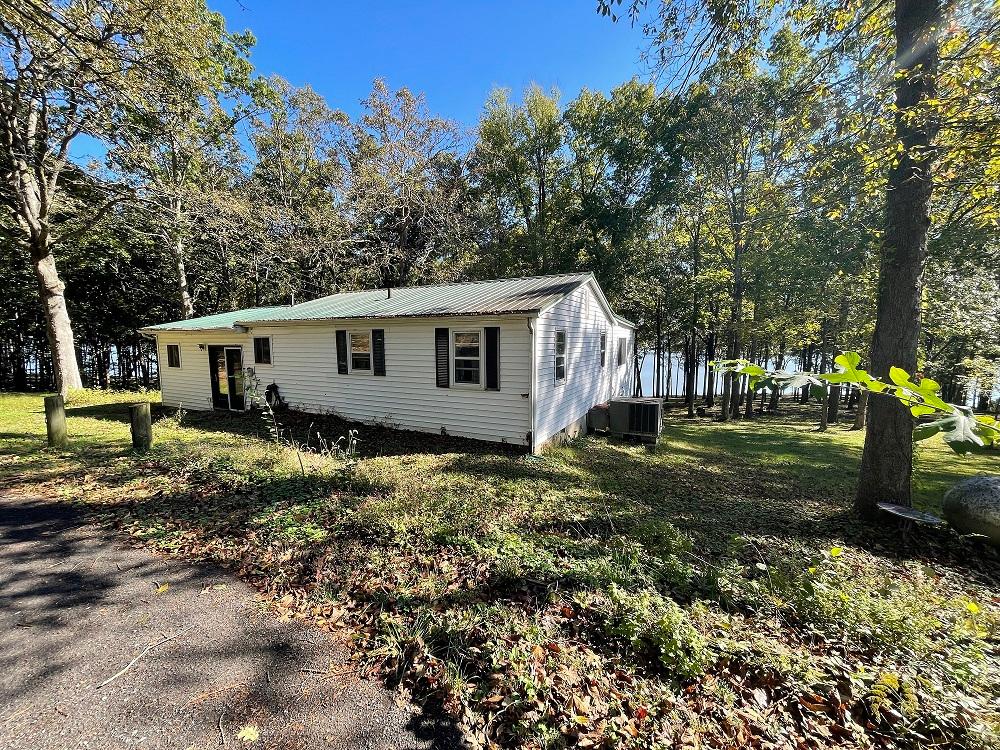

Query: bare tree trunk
[686,335,697,418]
[633,352,642,397]
[851,390,869,430]
[720,372,732,421]
[32,249,83,397]
[704,331,716,407]
[665,339,672,400]
[828,385,841,424]
[171,199,195,319]
[818,384,830,432]
[654,299,662,398]
[731,374,744,419]
[856,0,941,517]
[687,222,701,417]
[768,351,785,412]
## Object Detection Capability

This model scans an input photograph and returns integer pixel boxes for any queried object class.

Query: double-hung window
[166,344,181,368]
[600,332,607,368]
[453,331,481,384]
[555,330,567,383]
[617,337,626,366]
[350,332,371,371]
[253,336,272,365]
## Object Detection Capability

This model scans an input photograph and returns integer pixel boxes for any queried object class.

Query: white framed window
[600,331,607,368]
[554,330,567,383]
[617,337,626,366]
[253,336,272,365]
[452,330,481,386]
[166,344,181,368]
[350,331,372,371]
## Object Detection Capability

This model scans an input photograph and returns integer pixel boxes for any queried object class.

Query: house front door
[208,345,245,410]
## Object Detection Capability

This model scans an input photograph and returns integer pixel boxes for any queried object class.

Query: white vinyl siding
[156,332,250,411]
[153,280,632,451]
[158,316,532,446]
[533,281,633,448]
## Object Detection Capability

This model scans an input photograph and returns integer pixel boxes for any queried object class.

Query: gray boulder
[943,476,1000,545]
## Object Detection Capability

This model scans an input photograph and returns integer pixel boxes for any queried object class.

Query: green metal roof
[140,306,290,332]
[140,273,634,332]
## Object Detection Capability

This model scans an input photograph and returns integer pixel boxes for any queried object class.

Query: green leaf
[889,366,914,388]
[913,408,986,454]
[975,416,1000,446]
[756,376,776,393]
[912,420,943,441]
[831,351,873,384]
[775,371,820,390]
[737,363,766,377]
[834,351,861,370]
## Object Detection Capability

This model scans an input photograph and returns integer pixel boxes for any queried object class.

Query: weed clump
[594,585,709,680]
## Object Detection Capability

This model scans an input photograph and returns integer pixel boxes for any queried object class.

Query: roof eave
[236,309,545,326]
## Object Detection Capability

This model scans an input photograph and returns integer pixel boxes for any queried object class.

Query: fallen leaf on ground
[236,724,260,743]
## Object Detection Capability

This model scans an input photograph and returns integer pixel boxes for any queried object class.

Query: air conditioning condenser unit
[608,397,662,443]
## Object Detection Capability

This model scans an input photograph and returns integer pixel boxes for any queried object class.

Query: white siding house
[141,273,634,453]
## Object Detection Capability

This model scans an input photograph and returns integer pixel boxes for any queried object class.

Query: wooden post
[129,402,152,451]
[44,394,67,448]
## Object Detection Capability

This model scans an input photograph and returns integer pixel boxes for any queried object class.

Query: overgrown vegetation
[1,390,998,748]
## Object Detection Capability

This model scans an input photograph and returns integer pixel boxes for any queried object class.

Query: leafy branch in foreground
[713,352,1000,455]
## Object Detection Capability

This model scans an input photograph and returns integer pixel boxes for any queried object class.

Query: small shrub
[866,671,919,722]
[596,584,709,680]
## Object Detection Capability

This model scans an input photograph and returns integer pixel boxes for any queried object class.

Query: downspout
[527,316,537,453]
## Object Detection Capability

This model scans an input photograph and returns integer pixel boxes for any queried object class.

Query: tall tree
[854,0,942,514]
[343,79,471,288]
[107,10,264,319]
[599,0,996,511]
[0,0,252,394]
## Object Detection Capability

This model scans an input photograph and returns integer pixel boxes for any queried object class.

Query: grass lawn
[1,390,998,749]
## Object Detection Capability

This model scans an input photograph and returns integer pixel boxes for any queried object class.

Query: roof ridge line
[293,271,593,307]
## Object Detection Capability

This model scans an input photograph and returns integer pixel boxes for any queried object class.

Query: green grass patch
[2,390,998,749]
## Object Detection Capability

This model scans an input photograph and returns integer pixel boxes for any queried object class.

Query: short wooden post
[44,394,67,448]
[129,402,152,452]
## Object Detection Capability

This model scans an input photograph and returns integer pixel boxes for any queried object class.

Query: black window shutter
[435,327,449,388]
[372,329,386,376]
[335,330,348,374]
[484,326,500,391]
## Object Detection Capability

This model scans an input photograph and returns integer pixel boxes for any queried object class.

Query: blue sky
[210,0,651,128]
[69,2,651,163]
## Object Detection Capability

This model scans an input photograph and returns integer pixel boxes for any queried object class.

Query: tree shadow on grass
[65,401,528,459]
[440,429,1000,587]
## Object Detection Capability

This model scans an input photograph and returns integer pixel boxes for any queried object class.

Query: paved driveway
[0,494,449,749]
